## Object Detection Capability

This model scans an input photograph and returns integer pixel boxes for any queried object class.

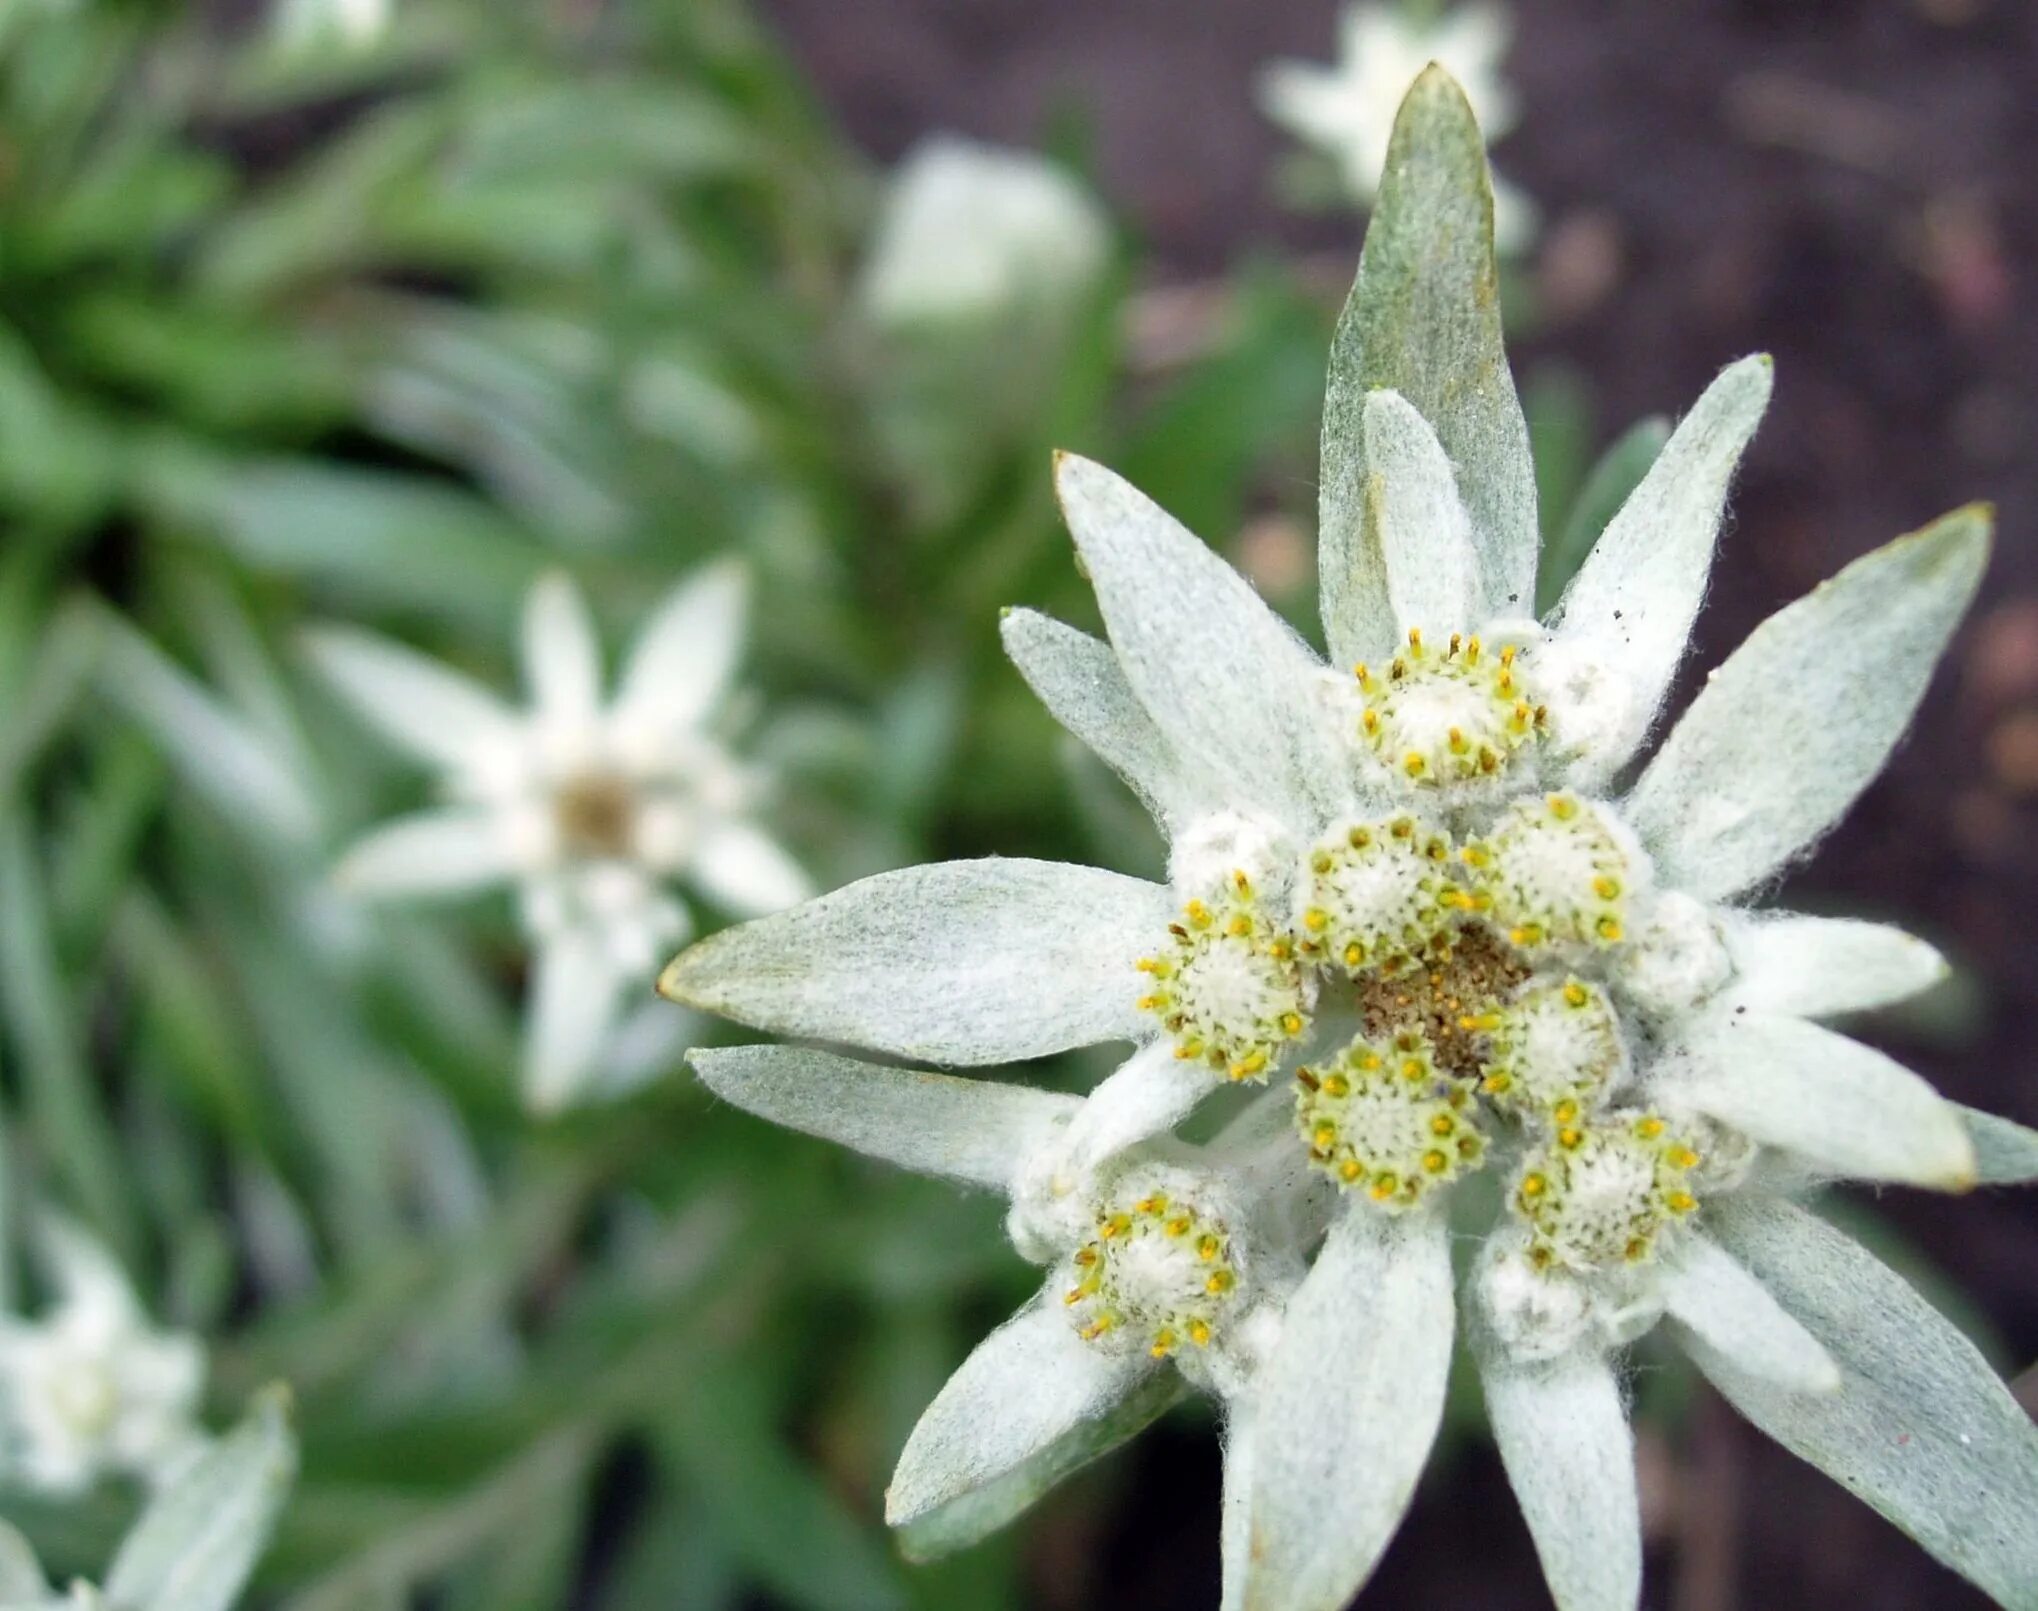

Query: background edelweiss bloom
[855,137,1111,330]
[1258,1,1533,248]
[0,1388,295,1611]
[309,561,809,1110]
[0,1221,206,1498]
[665,65,2038,1611]
[684,1044,1322,1575]
[272,0,392,52]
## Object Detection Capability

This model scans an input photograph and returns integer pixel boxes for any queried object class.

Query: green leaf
[0,811,134,1256]
[658,1357,906,1611]
[180,461,546,629]
[1319,65,1537,666]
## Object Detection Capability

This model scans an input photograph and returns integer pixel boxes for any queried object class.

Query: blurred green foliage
[3,2,1933,1607]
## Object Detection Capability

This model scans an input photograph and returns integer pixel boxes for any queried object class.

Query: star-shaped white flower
[664,67,2038,1611]
[310,562,809,1112]
[0,1222,205,1499]
[857,137,1111,331]
[0,1388,294,1611]
[1260,2,1533,249]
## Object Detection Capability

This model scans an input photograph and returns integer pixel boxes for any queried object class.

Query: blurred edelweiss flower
[0,1388,295,1611]
[273,0,392,51]
[0,1221,205,1499]
[1260,1,1535,250]
[857,136,1110,330]
[664,67,2038,1611]
[310,563,809,1112]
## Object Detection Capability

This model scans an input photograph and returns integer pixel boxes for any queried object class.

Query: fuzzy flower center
[1136,871,1309,1083]
[1064,1185,1241,1358]
[552,769,640,859]
[1468,977,1624,1114]
[1470,792,1632,951]
[1298,816,1451,975]
[1513,1116,1701,1271]
[46,1355,120,1439]
[1295,1031,1486,1205]
[1352,630,1545,784]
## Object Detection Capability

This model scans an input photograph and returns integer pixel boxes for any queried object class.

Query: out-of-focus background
[0,0,2032,1606]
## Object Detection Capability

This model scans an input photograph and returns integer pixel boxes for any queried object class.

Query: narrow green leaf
[659,1358,906,1611]
[0,812,134,1256]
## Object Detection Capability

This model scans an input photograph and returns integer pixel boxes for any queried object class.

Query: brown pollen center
[553,770,637,859]
[1357,924,1530,1079]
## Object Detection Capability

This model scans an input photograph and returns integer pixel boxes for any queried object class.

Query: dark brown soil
[760,1,2038,1606]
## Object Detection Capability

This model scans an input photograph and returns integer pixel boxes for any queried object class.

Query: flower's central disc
[1353,631,1544,784]
[1064,1182,1241,1358]
[553,770,639,859]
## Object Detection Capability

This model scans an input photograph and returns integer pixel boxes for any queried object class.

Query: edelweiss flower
[663,68,2038,1611]
[0,1221,205,1498]
[274,0,391,51]
[1260,2,1533,249]
[311,563,809,1111]
[857,137,1111,331]
[0,1388,295,1611]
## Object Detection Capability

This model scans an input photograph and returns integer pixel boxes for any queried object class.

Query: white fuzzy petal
[1477,1347,1641,1611]
[899,1377,1182,1567]
[659,857,1170,1066]
[1958,1105,2038,1185]
[1318,68,1537,667]
[689,1045,1079,1191]
[1719,911,1948,1018]
[1218,1398,1258,1611]
[524,930,628,1114]
[1000,608,1205,829]
[1693,1199,2038,1607]
[1627,507,1991,901]
[1363,389,1479,636]
[886,1298,1152,1530]
[1550,356,1772,770]
[0,1522,44,1599]
[1056,1041,1214,1176]
[1242,1207,1453,1611]
[616,558,748,732]
[687,819,811,917]
[898,1363,1184,1562]
[104,1388,296,1611]
[1660,1233,1840,1394]
[333,810,518,899]
[305,625,522,772]
[1659,1009,1975,1190]
[522,571,603,731]
[1054,454,1347,829]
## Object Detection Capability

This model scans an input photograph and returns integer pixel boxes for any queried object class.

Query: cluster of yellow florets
[1116,619,1709,1340]
[1064,1182,1241,1358]
[1512,1114,1702,1272]
[1135,869,1310,1083]
[1351,630,1546,785]
[1294,1031,1486,1208]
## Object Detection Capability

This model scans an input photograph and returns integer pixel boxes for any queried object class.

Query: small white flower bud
[1479,1245,1594,1364]
[1615,890,1732,1015]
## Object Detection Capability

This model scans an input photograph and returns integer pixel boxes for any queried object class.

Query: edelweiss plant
[0,1222,205,1499]
[312,563,808,1111]
[1260,2,1532,249]
[0,1389,294,1611]
[662,68,2038,1611]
